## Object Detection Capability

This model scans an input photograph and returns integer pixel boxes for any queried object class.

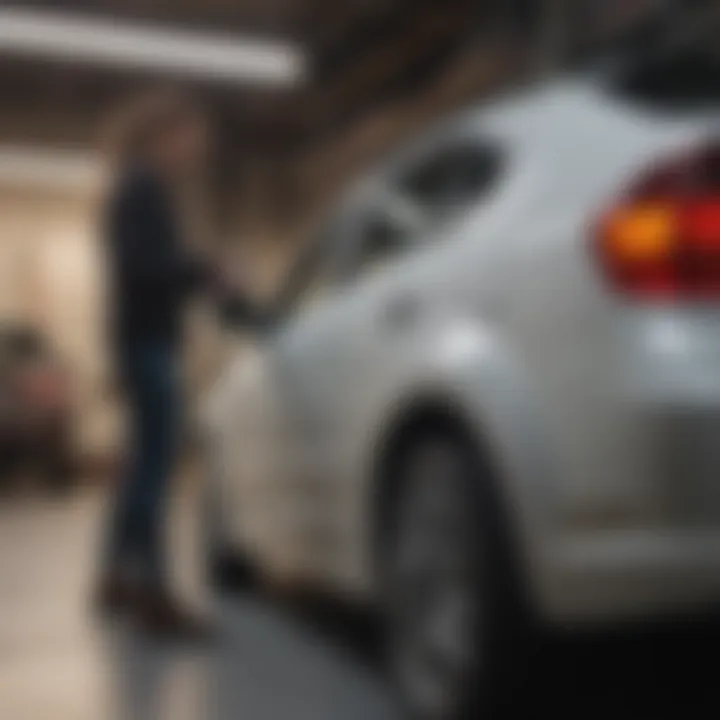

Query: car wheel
[202,458,258,594]
[382,429,528,719]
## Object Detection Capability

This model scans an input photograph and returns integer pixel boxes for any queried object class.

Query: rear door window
[347,141,502,277]
[398,142,503,224]
[352,208,416,275]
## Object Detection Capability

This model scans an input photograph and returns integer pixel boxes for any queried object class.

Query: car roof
[344,78,595,204]
[335,28,719,222]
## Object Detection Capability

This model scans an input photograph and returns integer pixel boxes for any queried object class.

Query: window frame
[342,135,504,280]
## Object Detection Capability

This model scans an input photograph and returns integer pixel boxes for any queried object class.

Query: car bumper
[541,308,720,622]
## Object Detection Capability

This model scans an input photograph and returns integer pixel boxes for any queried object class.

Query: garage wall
[0,176,239,471]
[0,187,119,464]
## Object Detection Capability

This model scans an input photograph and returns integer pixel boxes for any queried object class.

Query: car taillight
[597,141,720,299]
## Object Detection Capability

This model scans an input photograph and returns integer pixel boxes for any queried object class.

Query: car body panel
[206,77,720,623]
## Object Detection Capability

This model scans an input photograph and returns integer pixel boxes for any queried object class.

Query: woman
[96,89,216,639]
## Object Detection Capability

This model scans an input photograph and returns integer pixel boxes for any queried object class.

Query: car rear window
[398,143,502,223]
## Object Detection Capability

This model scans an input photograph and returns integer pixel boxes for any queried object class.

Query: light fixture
[0,8,306,87]
[0,147,101,190]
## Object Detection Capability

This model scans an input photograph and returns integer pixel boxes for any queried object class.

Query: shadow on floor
[282,593,720,719]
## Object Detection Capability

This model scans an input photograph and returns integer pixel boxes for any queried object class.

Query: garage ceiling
[0,1,486,152]
[0,1,686,229]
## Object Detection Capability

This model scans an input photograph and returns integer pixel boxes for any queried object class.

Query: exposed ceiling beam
[0,8,307,87]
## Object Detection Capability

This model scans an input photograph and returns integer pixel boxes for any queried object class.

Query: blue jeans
[107,340,181,588]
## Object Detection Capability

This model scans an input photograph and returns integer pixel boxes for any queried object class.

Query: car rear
[394,28,720,620]
[594,37,720,525]
[519,34,720,618]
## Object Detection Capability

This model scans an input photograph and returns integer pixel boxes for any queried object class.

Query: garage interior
[0,0,672,471]
[0,2,715,719]
[0,0,530,470]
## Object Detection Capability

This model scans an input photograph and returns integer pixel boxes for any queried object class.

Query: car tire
[382,427,530,719]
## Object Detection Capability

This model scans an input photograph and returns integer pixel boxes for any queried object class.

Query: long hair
[101,86,204,168]
[101,87,216,248]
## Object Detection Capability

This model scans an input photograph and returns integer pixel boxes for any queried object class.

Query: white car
[204,40,720,718]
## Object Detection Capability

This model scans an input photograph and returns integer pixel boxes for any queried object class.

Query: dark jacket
[106,166,207,351]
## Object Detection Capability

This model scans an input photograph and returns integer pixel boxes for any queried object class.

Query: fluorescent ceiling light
[0,147,101,190]
[0,8,306,87]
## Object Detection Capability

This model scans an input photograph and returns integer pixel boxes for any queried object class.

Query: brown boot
[133,588,214,643]
[93,573,137,617]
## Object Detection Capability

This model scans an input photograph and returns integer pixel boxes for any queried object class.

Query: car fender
[360,315,557,598]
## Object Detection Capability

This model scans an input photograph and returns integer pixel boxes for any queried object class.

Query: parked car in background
[0,324,75,491]
[204,31,720,720]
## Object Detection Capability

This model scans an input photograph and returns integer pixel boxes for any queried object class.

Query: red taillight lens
[597,141,720,299]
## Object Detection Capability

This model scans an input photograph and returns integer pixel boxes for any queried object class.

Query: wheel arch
[368,393,534,613]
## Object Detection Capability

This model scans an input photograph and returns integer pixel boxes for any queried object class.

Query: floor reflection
[2,490,720,720]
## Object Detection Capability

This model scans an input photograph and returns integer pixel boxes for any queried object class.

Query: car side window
[350,141,502,277]
[352,210,414,275]
[399,142,502,223]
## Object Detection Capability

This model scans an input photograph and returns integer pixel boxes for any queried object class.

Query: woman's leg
[97,348,147,609]
[131,343,180,590]
[99,342,209,637]
[102,343,178,584]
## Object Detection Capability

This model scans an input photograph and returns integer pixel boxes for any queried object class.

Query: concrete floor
[2,486,720,720]
[0,489,397,720]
